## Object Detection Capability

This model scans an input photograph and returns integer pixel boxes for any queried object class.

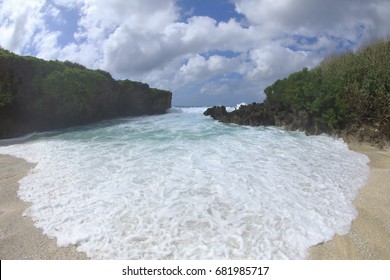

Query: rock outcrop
[204,104,327,134]
[0,49,172,139]
[204,104,388,148]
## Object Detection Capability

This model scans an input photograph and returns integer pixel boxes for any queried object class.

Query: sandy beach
[0,143,389,260]
[309,144,390,259]
[0,155,87,260]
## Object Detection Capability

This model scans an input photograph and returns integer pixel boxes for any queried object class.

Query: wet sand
[0,155,87,259]
[0,143,389,260]
[309,144,390,259]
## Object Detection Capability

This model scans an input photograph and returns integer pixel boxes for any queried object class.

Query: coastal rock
[0,49,172,139]
[203,106,230,122]
[204,104,388,147]
[204,40,390,147]
[204,104,321,133]
[204,104,277,126]
[339,124,388,149]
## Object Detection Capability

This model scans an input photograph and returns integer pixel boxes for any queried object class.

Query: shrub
[264,39,390,131]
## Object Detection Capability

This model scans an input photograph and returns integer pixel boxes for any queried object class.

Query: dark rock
[204,103,389,148]
[204,104,277,127]
[0,50,172,139]
[203,106,230,122]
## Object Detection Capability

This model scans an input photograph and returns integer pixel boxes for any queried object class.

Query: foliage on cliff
[0,48,172,138]
[264,39,390,137]
[204,39,389,146]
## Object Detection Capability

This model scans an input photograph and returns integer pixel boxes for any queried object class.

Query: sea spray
[0,107,369,259]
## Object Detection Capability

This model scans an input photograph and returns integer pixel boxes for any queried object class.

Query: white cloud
[174,54,240,87]
[0,0,46,53]
[33,29,61,58]
[232,0,390,43]
[246,43,319,82]
[361,0,390,42]
[99,14,260,87]
[52,0,82,9]
[72,0,178,43]
[1,0,390,106]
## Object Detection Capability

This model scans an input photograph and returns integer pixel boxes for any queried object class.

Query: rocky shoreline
[204,104,389,148]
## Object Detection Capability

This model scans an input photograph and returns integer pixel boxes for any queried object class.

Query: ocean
[0,107,369,259]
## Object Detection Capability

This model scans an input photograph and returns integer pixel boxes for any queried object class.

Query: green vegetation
[0,48,172,138]
[118,79,149,93]
[264,39,390,133]
[0,71,14,106]
[0,48,17,106]
[39,67,112,117]
[151,88,172,95]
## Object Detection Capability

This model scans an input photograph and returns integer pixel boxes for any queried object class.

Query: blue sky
[1,0,390,106]
[178,0,245,22]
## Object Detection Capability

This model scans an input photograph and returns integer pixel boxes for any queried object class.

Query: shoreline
[309,143,390,259]
[0,155,87,260]
[1,143,389,260]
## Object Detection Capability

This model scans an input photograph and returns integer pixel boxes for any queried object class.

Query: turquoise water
[0,107,369,259]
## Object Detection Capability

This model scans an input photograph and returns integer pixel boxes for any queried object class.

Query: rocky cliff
[204,104,388,148]
[204,104,325,134]
[0,49,172,139]
[204,40,390,148]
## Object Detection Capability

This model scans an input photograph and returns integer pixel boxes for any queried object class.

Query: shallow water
[0,107,369,259]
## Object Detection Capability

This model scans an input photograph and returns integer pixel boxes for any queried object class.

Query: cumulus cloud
[1,0,390,105]
[0,0,46,53]
[233,0,390,44]
[246,43,320,82]
[175,54,240,86]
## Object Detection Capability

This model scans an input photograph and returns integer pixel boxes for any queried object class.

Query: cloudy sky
[1,0,390,106]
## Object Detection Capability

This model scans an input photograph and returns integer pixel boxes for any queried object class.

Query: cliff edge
[204,39,389,148]
[0,48,172,139]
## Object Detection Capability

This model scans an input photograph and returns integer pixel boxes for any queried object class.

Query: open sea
[0,107,369,259]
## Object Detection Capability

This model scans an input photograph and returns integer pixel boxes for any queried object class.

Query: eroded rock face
[204,104,275,127]
[204,104,319,133]
[204,104,388,147]
[203,106,230,122]
[0,50,172,139]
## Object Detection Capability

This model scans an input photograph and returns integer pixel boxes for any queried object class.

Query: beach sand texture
[0,155,87,259]
[309,145,390,259]
[0,144,389,260]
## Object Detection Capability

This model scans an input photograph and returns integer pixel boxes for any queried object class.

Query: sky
[1,0,390,106]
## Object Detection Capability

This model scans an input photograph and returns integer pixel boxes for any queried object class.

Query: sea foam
[0,107,369,259]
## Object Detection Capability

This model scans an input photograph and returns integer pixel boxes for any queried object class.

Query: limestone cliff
[0,48,172,139]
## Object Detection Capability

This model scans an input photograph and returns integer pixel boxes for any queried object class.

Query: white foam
[0,110,369,259]
[235,102,247,110]
[169,106,208,114]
